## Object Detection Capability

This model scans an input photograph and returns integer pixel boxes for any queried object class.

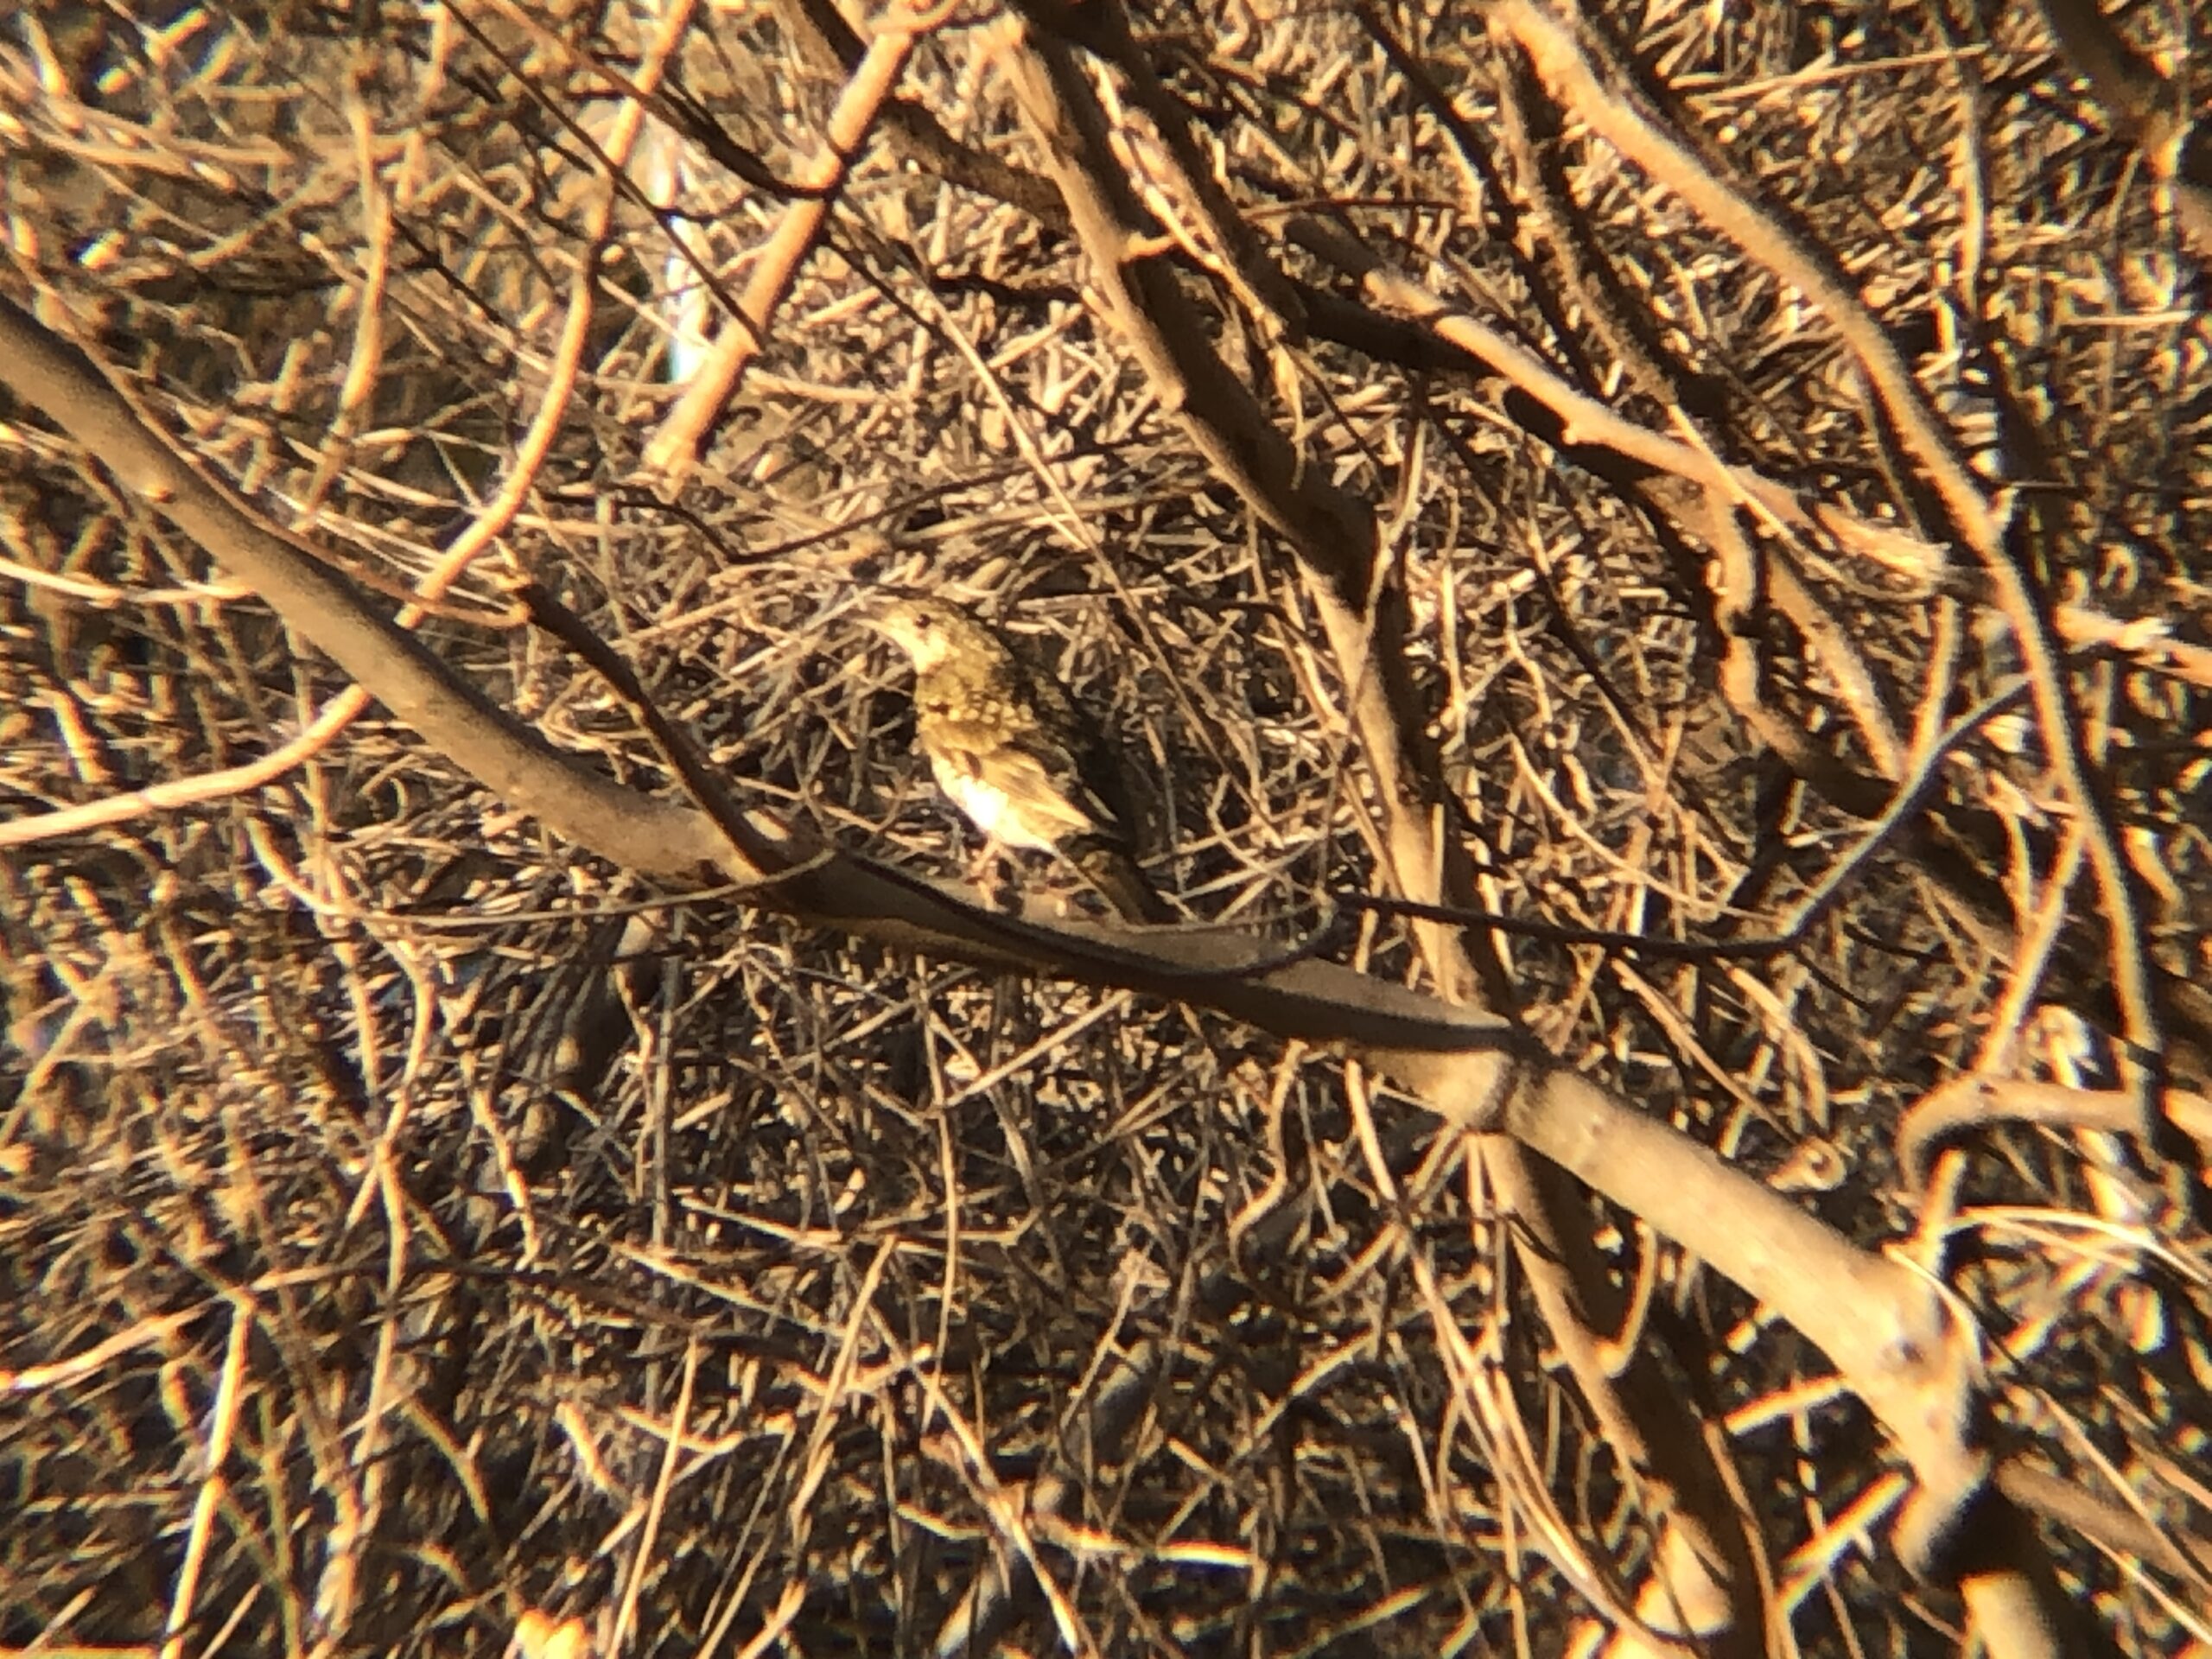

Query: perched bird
[869,596,1174,925]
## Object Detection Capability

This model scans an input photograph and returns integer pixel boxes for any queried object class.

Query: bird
[868,595,1175,925]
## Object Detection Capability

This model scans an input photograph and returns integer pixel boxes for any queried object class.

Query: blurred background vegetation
[3,2,2209,1654]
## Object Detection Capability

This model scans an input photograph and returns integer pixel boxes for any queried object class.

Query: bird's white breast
[936,765,1060,852]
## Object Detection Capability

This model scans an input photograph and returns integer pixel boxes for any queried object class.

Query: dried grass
[3,2,2209,1655]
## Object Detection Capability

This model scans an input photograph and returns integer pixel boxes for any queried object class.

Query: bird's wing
[1013,664,1141,839]
[1014,722,1128,836]
[922,686,1121,830]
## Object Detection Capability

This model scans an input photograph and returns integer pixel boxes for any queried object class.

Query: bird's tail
[1065,839,1176,925]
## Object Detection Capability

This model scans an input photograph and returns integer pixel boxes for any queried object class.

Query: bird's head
[869,597,964,674]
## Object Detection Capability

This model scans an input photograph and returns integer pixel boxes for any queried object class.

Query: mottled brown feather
[872,598,1173,924]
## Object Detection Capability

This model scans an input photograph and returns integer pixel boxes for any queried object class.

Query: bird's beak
[861,610,914,661]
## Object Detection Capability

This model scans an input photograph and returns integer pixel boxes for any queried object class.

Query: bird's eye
[915,614,934,632]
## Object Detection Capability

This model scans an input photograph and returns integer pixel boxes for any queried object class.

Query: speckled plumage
[871,597,1172,925]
